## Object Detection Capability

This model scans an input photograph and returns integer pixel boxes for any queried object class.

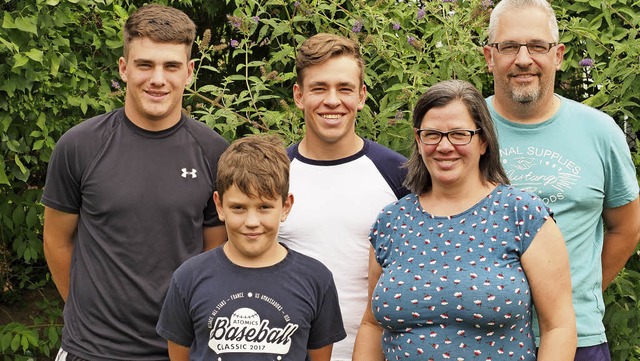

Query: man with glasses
[482,0,640,360]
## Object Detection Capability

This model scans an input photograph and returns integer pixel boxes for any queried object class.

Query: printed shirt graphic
[156,246,346,360]
[369,185,550,361]
[487,96,639,346]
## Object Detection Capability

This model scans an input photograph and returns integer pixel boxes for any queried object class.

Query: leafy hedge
[1,0,638,359]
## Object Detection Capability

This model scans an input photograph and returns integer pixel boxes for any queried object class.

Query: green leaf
[47,326,59,345]
[25,48,44,63]
[0,161,9,186]
[0,331,11,351]
[14,155,28,174]
[10,334,19,352]
[14,16,38,35]
[2,11,16,29]
[12,53,29,69]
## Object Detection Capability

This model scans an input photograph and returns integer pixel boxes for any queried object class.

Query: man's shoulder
[363,139,407,161]
[181,116,229,152]
[559,96,624,135]
[55,109,123,148]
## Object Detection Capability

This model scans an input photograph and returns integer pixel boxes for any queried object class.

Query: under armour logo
[181,168,197,179]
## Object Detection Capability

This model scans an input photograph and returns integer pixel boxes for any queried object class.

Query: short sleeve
[156,271,195,347]
[601,125,639,209]
[306,271,347,349]
[41,132,83,213]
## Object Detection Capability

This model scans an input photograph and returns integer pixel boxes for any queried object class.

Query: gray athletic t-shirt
[41,108,228,360]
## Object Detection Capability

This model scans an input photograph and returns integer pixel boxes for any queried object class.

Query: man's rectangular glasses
[415,128,482,145]
[488,41,557,55]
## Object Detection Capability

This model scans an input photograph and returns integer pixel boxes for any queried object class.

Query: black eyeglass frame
[415,128,482,145]
[488,41,557,55]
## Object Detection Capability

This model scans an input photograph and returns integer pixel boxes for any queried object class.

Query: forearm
[601,198,640,290]
[43,237,73,301]
[43,207,78,302]
[536,326,577,361]
[601,235,638,290]
[352,322,384,361]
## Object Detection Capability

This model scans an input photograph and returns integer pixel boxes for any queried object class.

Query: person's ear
[293,83,304,111]
[482,45,495,73]
[213,191,225,222]
[118,57,128,82]
[280,193,294,222]
[554,43,566,70]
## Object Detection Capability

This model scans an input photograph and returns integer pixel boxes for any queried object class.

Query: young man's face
[119,37,194,131]
[214,185,293,266]
[483,7,564,105]
[293,55,366,148]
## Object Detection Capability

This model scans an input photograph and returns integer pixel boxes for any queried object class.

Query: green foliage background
[0,0,638,359]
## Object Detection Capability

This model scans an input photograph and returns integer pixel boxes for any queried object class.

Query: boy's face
[293,55,366,147]
[119,37,194,131]
[214,185,293,266]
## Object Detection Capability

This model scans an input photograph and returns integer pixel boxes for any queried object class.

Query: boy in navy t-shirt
[157,134,346,361]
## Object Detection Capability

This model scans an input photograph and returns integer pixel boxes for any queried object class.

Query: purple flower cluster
[578,58,594,67]
[230,39,239,48]
[417,7,426,20]
[111,79,121,90]
[352,20,363,33]
[392,22,401,31]
[407,36,417,46]
[227,15,242,29]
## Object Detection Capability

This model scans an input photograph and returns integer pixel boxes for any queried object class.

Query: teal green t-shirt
[487,95,639,347]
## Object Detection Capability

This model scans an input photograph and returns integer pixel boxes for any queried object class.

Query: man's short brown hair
[122,4,196,59]
[295,33,365,88]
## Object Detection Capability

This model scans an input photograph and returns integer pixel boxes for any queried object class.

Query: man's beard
[511,85,540,104]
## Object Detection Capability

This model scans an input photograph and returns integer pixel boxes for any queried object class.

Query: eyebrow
[308,81,357,88]
[132,59,184,67]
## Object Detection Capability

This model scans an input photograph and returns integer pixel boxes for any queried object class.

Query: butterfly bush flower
[199,29,211,52]
[111,79,121,90]
[352,20,363,33]
[579,58,594,67]
[230,39,239,48]
[227,15,242,29]
[392,22,401,31]
[417,7,426,20]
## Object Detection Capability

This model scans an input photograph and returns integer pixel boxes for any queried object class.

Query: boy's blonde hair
[216,134,290,203]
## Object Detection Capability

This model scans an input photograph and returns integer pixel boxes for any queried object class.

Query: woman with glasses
[353,80,576,361]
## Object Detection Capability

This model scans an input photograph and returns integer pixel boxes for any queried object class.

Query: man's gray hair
[488,0,559,43]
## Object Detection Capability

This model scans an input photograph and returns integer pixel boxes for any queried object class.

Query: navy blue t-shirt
[157,245,346,360]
